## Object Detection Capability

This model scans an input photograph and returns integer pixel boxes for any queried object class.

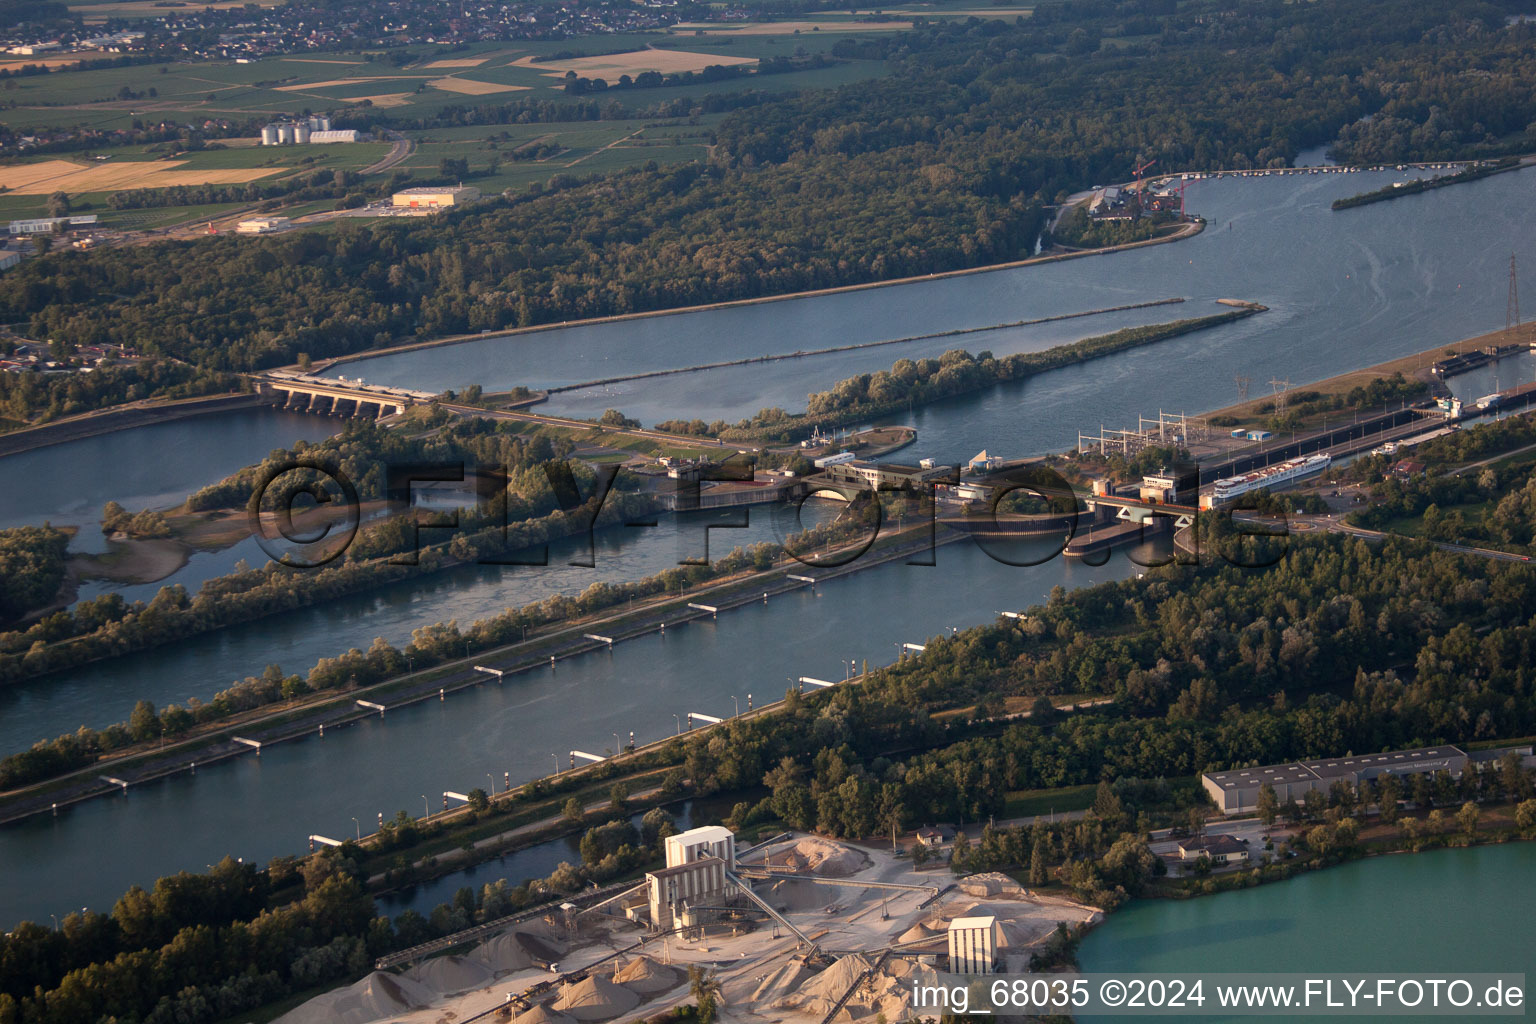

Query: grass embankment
[719,306,1264,443]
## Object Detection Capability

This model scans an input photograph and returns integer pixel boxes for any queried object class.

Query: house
[914,825,953,848]
[1392,459,1426,479]
[1177,833,1248,865]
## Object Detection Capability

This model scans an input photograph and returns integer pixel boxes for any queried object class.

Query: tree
[467,788,489,812]
[101,501,130,534]
[1092,780,1123,824]
[1515,799,1536,834]
[609,781,629,811]
[949,831,971,874]
[1028,839,1048,886]
[1376,774,1402,824]
[128,699,159,743]
[688,966,721,1024]
[1256,783,1278,828]
[1456,801,1479,837]
[563,797,584,822]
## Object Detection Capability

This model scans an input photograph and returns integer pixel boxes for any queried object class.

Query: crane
[1132,158,1157,189]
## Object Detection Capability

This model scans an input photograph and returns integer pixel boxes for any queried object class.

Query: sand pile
[472,924,568,973]
[861,959,940,1021]
[273,970,436,1024]
[612,955,681,995]
[776,953,873,1016]
[514,1003,576,1024]
[788,837,868,877]
[779,953,939,1021]
[405,954,495,995]
[897,920,940,944]
[960,872,1024,897]
[726,956,814,1007]
[554,974,642,1021]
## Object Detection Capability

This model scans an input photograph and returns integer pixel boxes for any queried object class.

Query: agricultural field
[1,29,893,132]
[0,141,387,220]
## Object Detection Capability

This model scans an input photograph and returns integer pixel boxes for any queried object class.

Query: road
[362,130,415,176]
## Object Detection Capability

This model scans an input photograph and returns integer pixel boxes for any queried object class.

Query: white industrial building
[8,215,96,234]
[643,826,737,931]
[260,116,345,146]
[664,825,735,871]
[948,915,998,974]
[237,216,291,235]
[646,856,729,931]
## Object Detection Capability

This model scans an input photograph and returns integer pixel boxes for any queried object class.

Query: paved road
[362,130,414,176]
[1287,512,1536,564]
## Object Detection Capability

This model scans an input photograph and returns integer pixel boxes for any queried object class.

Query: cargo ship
[1206,453,1332,505]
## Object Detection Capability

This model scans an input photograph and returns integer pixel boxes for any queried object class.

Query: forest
[0,359,237,424]
[0,526,68,624]
[2,0,1534,370]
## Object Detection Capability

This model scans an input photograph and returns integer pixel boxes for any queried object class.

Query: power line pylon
[1269,378,1290,416]
[1234,374,1251,402]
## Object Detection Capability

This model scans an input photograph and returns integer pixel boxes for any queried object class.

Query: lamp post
[422,794,430,819]
[732,695,740,717]
[351,817,360,842]
[673,714,681,735]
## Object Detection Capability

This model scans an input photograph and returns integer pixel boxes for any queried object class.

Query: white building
[237,216,291,235]
[0,250,21,272]
[8,215,96,234]
[309,129,359,144]
[948,915,998,974]
[664,825,735,871]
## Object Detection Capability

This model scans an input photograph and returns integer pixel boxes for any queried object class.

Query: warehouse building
[392,186,480,209]
[1201,745,1468,814]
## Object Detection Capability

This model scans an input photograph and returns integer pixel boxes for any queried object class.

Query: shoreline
[313,220,1207,372]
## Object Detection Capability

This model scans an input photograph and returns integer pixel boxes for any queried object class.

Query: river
[4,165,1536,928]
[1077,842,1536,1022]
